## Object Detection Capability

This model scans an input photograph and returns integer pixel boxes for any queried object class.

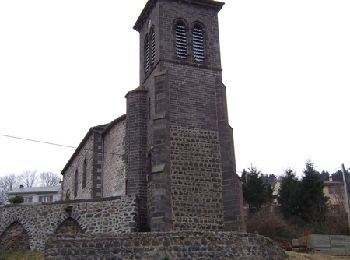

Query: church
[61,0,245,232]
[1,1,288,258]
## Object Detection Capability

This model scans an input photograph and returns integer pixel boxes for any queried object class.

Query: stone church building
[1,1,288,258]
[61,0,245,232]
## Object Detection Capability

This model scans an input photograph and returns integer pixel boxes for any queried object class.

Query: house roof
[8,186,61,195]
[102,114,126,136]
[133,0,224,32]
[61,114,126,175]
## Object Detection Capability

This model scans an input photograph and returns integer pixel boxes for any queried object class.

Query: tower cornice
[133,0,224,32]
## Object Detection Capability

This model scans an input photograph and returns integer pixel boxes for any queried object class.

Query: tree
[242,167,272,211]
[261,174,277,186]
[19,170,37,188]
[331,170,343,182]
[0,174,17,204]
[39,172,61,187]
[320,170,330,182]
[278,169,302,218]
[299,161,328,222]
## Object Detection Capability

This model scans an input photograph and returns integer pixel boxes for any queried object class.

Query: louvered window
[151,28,156,66]
[175,21,187,59]
[193,24,205,62]
[144,34,150,73]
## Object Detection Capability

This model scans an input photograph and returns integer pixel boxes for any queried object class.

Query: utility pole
[341,164,350,231]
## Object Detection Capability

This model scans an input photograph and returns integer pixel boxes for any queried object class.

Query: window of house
[23,196,33,203]
[82,159,87,189]
[74,169,78,197]
[175,20,187,59]
[192,23,205,62]
[39,195,53,203]
[144,33,150,73]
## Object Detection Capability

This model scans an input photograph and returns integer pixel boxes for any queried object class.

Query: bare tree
[40,171,61,187]
[19,170,37,188]
[0,174,17,204]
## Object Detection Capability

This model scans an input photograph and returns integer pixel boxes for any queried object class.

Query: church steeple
[134,0,225,83]
[127,0,245,232]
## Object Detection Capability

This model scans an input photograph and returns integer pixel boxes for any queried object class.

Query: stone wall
[102,118,126,197]
[45,231,286,259]
[169,125,224,231]
[62,132,95,200]
[134,0,245,231]
[0,222,30,251]
[126,88,149,231]
[0,195,137,251]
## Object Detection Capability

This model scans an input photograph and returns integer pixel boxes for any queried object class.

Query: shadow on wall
[55,217,84,236]
[0,222,30,251]
[0,217,84,251]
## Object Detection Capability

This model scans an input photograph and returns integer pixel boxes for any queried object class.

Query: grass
[0,251,44,260]
[287,251,350,259]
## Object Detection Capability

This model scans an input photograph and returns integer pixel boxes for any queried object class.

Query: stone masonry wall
[62,133,95,200]
[0,222,30,251]
[170,126,224,230]
[166,63,225,230]
[0,195,137,251]
[45,231,286,260]
[158,0,222,71]
[102,119,126,197]
[126,88,149,231]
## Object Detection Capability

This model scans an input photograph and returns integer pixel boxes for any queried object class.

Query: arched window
[150,27,156,66]
[82,159,87,189]
[175,20,187,59]
[192,23,205,62]
[74,169,78,197]
[144,33,150,73]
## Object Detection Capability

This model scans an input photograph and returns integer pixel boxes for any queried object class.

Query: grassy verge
[0,251,44,260]
[287,251,350,259]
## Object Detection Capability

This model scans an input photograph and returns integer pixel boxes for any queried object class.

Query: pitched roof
[61,114,126,175]
[8,186,61,195]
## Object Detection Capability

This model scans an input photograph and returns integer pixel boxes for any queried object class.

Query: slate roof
[61,114,126,175]
[8,185,61,195]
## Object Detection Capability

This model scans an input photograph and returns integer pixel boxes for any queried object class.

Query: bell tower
[130,0,245,232]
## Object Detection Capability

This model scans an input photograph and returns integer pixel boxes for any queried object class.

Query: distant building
[7,185,61,204]
[323,181,346,215]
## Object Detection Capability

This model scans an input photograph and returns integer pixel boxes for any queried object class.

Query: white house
[7,185,61,204]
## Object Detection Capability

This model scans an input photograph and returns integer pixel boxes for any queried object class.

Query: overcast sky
[0,0,349,179]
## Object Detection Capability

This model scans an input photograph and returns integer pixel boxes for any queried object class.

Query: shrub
[8,195,23,204]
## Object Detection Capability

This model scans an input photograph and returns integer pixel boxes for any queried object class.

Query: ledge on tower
[133,0,225,32]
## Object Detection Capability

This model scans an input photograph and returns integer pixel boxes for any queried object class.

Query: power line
[0,133,123,157]
[0,133,76,149]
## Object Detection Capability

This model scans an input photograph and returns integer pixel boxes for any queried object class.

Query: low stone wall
[0,195,137,251]
[46,231,286,259]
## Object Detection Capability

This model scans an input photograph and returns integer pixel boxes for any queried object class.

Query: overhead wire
[0,133,124,157]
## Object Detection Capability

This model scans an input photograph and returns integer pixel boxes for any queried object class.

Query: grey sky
[0,0,349,178]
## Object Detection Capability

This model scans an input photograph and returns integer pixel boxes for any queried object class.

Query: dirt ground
[287,251,350,259]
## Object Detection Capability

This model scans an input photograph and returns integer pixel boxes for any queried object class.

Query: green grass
[0,251,44,260]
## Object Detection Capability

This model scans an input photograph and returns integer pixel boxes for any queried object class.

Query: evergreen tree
[242,167,271,211]
[320,170,330,181]
[278,168,302,218]
[299,161,328,222]
[331,170,343,182]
